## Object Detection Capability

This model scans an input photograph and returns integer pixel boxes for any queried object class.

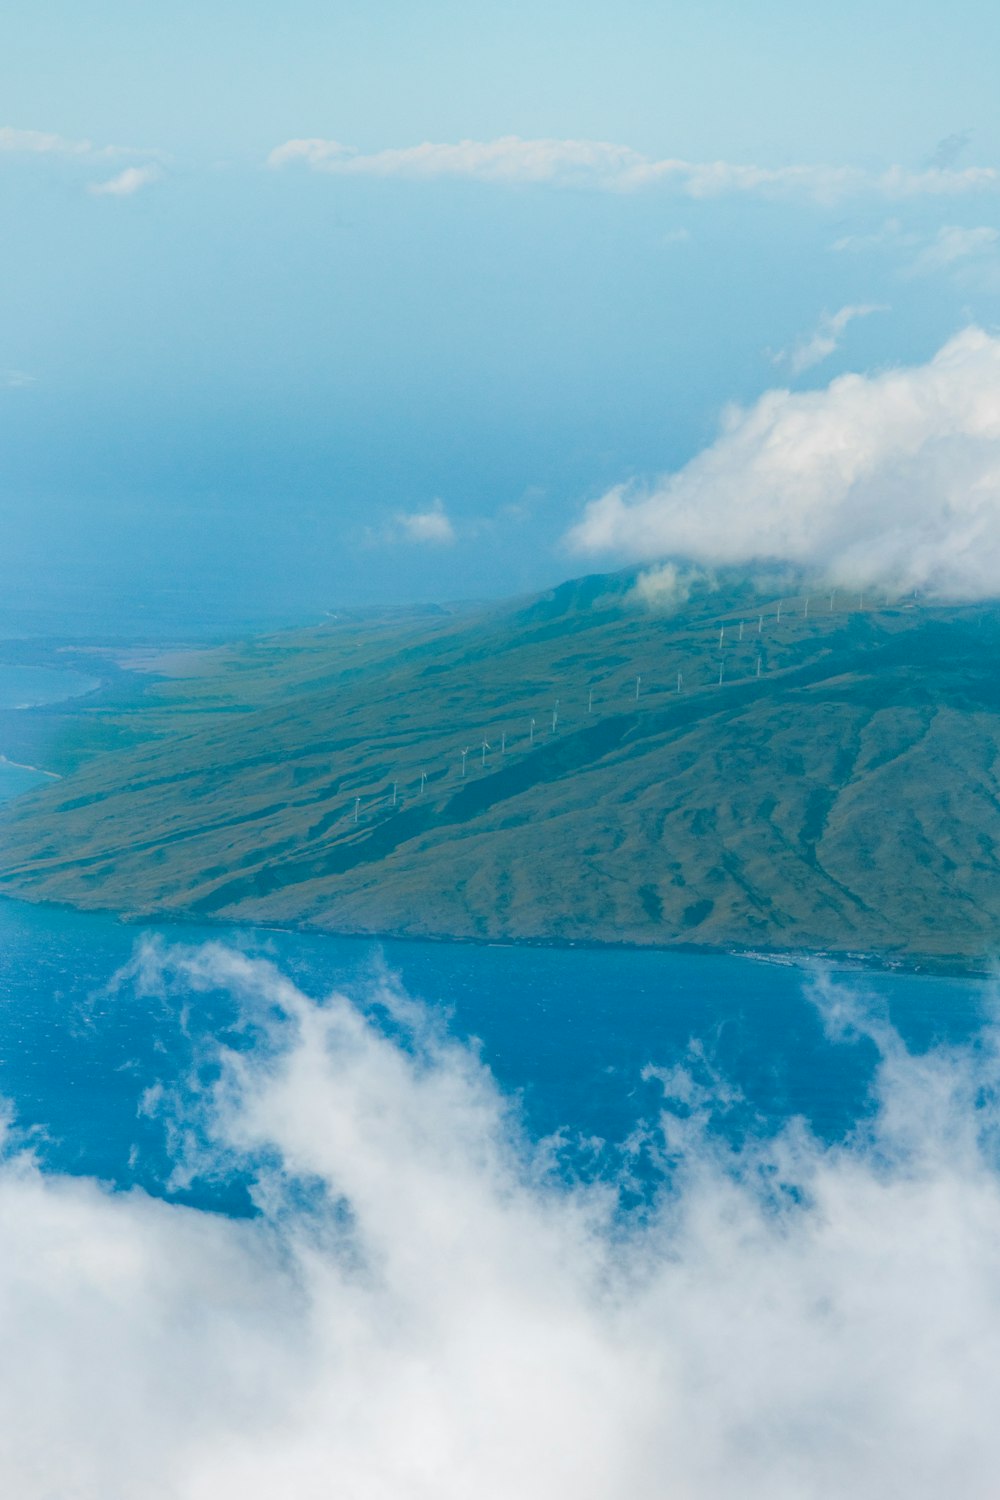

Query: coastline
[0,756,60,779]
[0,888,992,983]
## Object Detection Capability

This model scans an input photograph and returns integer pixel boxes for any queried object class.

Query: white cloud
[1,942,1000,1495]
[566,327,1000,598]
[1,370,35,389]
[629,561,714,611]
[88,163,162,198]
[393,497,456,545]
[774,303,888,375]
[268,134,1000,202]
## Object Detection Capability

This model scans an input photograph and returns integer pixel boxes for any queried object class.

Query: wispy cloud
[0,124,165,195]
[0,126,96,158]
[0,370,36,389]
[0,124,159,163]
[773,303,888,375]
[269,134,1000,202]
[88,163,162,198]
[567,326,1000,598]
[908,223,1000,275]
[833,218,1000,286]
[830,216,911,254]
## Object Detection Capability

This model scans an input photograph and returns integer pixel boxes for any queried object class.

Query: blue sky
[4,0,1000,632]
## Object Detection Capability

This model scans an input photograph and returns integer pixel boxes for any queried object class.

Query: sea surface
[0,663,99,802]
[0,664,99,712]
[0,895,991,1215]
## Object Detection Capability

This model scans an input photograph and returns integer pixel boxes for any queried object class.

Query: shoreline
[0,756,60,779]
[0,888,992,982]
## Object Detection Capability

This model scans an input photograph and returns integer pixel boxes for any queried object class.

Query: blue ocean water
[0,665,98,711]
[0,896,990,1215]
[0,764,52,802]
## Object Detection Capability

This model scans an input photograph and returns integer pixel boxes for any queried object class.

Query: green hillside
[2,569,1000,965]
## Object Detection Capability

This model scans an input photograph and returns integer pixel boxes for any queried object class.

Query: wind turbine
[552,700,559,732]
[635,674,641,701]
[719,624,725,648]
[461,747,469,778]
[391,782,397,807]
[738,620,744,641]
[481,736,491,767]
[529,717,535,746]
[500,732,506,755]
[718,660,724,686]
[420,771,427,796]
[676,671,683,693]
[588,688,593,714]
[354,796,361,824]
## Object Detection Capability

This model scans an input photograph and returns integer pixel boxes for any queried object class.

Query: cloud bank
[268,134,1000,201]
[3,941,1000,1495]
[567,327,1000,597]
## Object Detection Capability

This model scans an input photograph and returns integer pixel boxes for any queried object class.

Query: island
[1,566,999,966]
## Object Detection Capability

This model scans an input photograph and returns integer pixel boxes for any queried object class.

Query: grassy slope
[1,571,999,961]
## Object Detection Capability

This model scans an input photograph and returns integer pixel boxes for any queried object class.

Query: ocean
[0,895,990,1214]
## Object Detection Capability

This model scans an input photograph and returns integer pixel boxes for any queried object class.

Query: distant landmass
[2,567,1000,966]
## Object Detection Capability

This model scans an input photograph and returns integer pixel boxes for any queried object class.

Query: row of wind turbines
[343,586,894,829]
